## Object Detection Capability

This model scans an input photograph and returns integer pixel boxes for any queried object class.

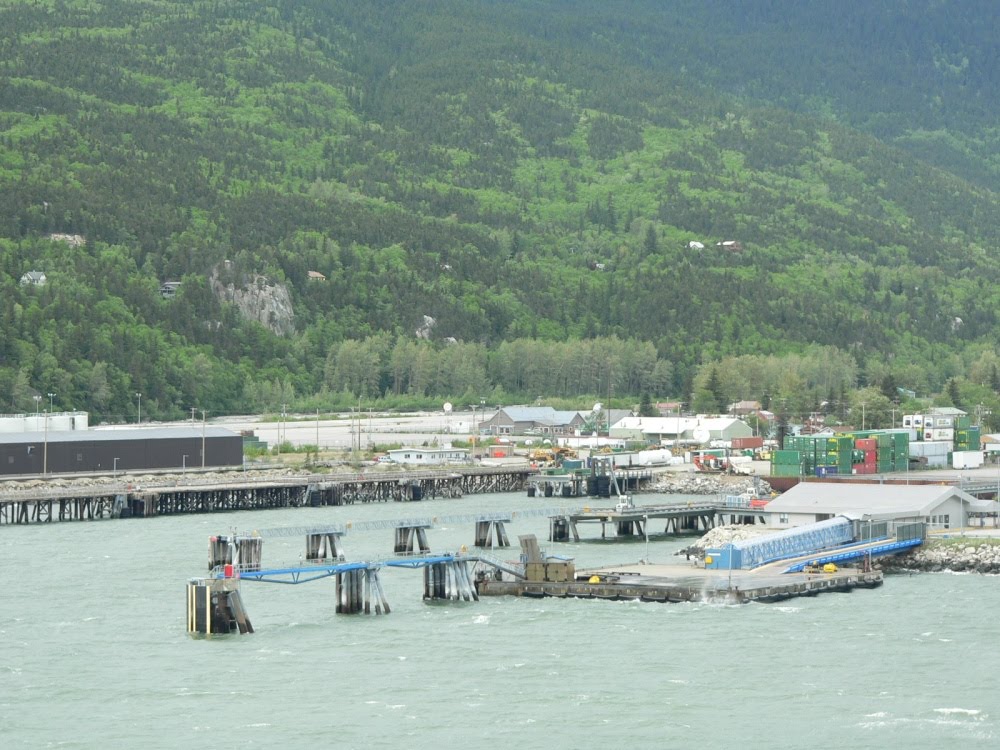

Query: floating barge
[477,561,883,604]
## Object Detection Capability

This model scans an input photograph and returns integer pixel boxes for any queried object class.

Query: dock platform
[477,561,883,604]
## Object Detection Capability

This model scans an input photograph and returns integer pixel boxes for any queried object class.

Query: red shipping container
[855,438,877,450]
[864,449,877,463]
[732,436,764,450]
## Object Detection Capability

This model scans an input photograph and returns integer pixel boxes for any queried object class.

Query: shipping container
[731,436,764,450]
[855,438,877,450]
[773,449,802,464]
[952,451,985,470]
[909,440,951,458]
[931,428,954,442]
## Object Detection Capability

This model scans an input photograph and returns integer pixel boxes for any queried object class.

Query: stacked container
[770,449,804,477]
[955,426,981,452]
[854,437,877,474]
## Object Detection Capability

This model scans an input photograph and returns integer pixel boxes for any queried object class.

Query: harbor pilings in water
[186,577,254,635]
[423,561,478,602]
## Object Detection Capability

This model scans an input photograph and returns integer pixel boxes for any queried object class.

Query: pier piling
[394,525,431,555]
[186,577,254,635]
[474,520,510,548]
[306,532,345,562]
[423,561,478,602]
[336,568,390,614]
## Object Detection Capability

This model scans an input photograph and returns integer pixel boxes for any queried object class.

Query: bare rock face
[210,266,295,336]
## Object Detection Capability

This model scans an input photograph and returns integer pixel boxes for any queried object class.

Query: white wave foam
[934,708,981,716]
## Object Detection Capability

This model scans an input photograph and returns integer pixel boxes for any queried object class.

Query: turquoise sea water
[2,491,998,749]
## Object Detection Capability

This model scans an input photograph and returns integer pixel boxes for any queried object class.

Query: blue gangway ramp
[705,516,854,570]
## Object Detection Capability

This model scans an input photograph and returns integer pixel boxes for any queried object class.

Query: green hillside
[1,0,999,423]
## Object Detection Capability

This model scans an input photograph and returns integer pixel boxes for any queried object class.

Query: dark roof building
[0,427,243,476]
[480,407,586,436]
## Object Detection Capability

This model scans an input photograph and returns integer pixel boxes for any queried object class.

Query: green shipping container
[773,450,802,465]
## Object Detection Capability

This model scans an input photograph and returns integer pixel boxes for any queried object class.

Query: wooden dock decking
[0,466,533,525]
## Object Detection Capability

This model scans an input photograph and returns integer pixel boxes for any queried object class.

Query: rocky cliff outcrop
[210,266,295,336]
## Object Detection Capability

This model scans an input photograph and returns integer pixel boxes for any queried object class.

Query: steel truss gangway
[214,551,526,585]
[783,537,924,573]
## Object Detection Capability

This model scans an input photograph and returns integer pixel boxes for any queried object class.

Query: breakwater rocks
[649,474,771,497]
[881,538,1000,574]
[677,524,775,559]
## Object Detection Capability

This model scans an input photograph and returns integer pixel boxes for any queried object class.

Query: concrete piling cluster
[423,561,478,602]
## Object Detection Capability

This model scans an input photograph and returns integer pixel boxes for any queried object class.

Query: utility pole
[201,410,206,468]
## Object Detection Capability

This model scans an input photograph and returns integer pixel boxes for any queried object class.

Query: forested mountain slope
[0,0,998,420]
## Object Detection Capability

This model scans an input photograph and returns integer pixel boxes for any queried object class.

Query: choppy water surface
[2,491,998,749]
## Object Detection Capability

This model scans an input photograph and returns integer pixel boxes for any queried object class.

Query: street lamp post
[727,544,734,594]
[33,394,41,418]
[113,457,119,479]
[48,392,55,412]
[182,454,188,473]
[643,514,650,563]
[201,410,207,468]
[43,410,49,475]
[471,404,477,463]
[135,392,142,424]
[863,514,872,571]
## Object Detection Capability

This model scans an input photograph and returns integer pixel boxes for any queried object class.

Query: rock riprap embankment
[881,538,1000,574]
[649,474,770,496]
[677,524,777,559]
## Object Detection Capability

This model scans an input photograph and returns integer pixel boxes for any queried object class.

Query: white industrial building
[386,445,469,465]
[609,415,752,444]
[0,411,89,433]
[764,482,992,531]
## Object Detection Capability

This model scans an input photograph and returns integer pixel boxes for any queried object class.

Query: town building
[479,407,586,436]
[386,446,469,465]
[762,482,991,530]
[0,427,243,476]
[609,415,752,444]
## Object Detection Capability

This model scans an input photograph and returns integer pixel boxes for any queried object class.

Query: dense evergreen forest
[1,0,999,426]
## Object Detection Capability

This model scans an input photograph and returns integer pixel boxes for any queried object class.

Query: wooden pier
[0,466,532,526]
[527,467,654,498]
[548,500,766,542]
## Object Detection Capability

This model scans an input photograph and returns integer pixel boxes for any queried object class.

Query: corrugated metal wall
[0,435,243,476]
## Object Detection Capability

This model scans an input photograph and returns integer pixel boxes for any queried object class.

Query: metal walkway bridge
[223,550,524,585]
[705,516,927,573]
